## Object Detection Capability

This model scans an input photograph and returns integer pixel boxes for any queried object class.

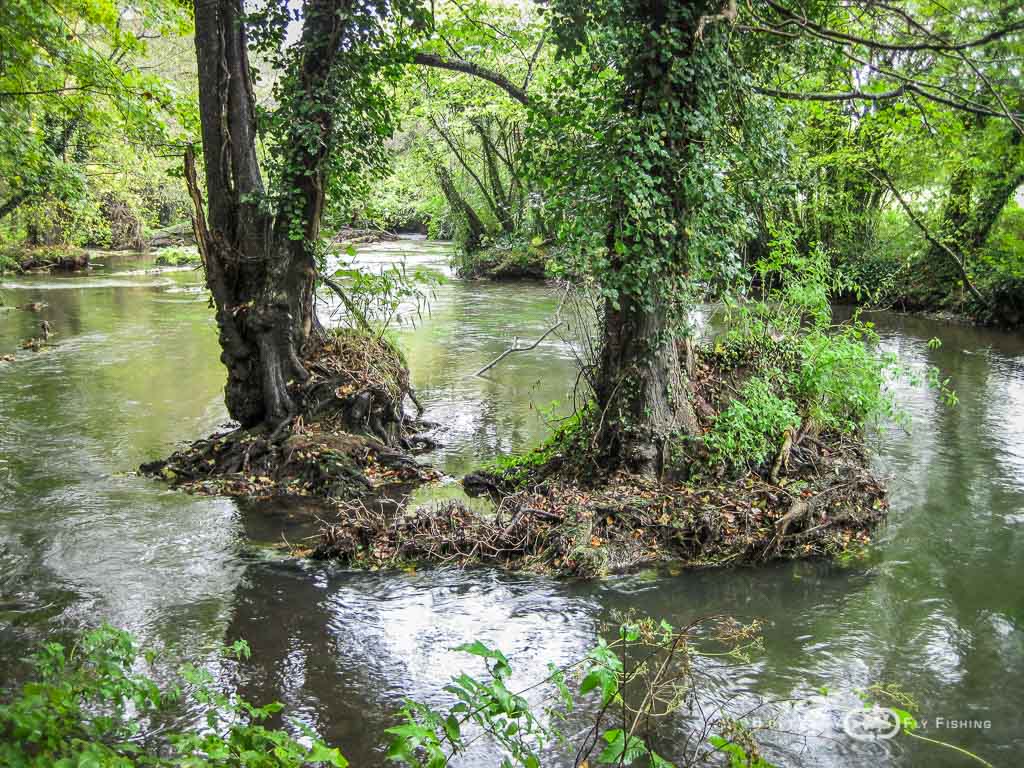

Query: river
[0,240,1021,766]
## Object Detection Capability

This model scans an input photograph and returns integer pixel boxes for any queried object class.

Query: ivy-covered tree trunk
[590,4,715,476]
[190,0,342,427]
[918,126,1022,307]
[595,289,699,474]
[917,162,975,302]
[435,164,488,250]
[965,128,1023,252]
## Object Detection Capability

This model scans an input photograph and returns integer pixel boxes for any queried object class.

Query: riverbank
[315,454,884,576]
[841,248,1024,329]
[0,245,90,274]
[454,238,550,280]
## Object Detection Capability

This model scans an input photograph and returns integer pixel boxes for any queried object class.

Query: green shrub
[707,225,955,469]
[704,375,801,467]
[0,625,347,768]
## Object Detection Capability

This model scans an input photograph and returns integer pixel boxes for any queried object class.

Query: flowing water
[1,240,1022,766]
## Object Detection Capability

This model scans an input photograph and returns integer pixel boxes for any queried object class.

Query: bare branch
[474,323,564,377]
[753,84,907,102]
[763,0,1024,53]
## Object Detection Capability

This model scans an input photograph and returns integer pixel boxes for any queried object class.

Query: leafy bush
[708,226,953,469]
[0,625,348,768]
[328,246,444,334]
[704,375,801,467]
[385,616,768,768]
[3,623,991,768]
[792,327,889,434]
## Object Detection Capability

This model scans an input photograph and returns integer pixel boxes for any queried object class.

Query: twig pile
[315,444,886,577]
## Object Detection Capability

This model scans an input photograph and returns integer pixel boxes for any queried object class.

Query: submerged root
[141,328,437,500]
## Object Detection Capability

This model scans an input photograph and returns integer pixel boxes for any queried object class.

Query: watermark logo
[842,706,902,741]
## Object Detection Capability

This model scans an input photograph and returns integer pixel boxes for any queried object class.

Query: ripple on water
[2,248,1023,766]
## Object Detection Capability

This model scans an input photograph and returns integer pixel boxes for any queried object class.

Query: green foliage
[0,625,347,768]
[529,0,790,325]
[708,735,777,768]
[488,404,591,487]
[385,616,763,768]
[330,248,444,334]
[0,0,195,247]
[704,375,801,467]
[345,0,545,253]
[706,230,959,469]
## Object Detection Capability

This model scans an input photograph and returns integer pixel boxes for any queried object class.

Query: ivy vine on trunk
[188,0,421,427]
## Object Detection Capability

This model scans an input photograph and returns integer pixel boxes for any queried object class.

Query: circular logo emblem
[842,706,902,741]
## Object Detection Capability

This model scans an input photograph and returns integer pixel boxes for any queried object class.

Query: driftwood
[474,322,563,377]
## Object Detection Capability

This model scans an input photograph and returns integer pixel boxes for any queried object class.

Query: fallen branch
[474,322,563,377]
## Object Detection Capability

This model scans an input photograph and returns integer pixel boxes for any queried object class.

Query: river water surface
[1,240,1022,766]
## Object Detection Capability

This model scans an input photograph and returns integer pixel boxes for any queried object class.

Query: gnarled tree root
[314,451,886,577]
[141,330,438,500]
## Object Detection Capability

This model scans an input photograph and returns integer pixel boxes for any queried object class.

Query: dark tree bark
[412,52,529,105]
[595,289,699,474]
[472,120,515,234]
[189,0,349,427]
[435,164,487,250]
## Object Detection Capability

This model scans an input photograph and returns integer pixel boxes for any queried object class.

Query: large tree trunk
[589,7,709,477]
[921,162,975,299]
[473,120,515,234]
[436,164,488,250]
[967,128,1023,251]
[594,289,699,475]
[190,0,343,427]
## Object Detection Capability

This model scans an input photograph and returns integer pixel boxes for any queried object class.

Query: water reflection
[0,247,1022,766]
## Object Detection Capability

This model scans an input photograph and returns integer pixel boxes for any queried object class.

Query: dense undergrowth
[0,626,348,768]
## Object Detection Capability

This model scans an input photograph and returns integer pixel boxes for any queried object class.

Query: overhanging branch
[412,52,530,106]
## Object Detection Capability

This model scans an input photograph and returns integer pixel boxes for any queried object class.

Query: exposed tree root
[313,447,885,577]
[141,328,438,500]
[314,339,888,577]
